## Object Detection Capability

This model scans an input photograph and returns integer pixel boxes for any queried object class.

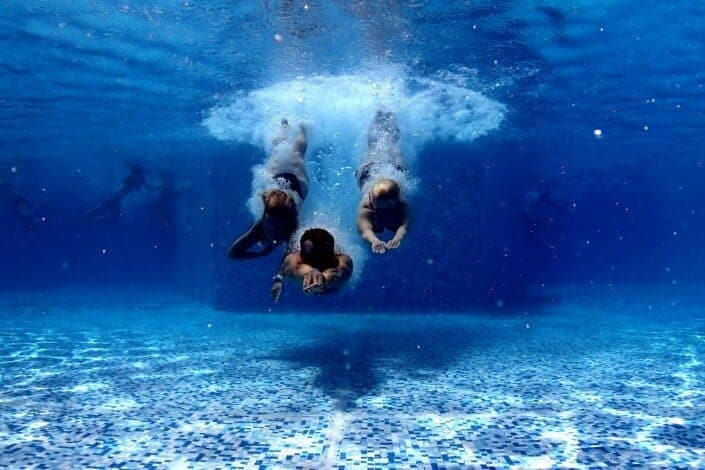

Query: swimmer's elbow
[357,213,373,233]
[340,255,353,277]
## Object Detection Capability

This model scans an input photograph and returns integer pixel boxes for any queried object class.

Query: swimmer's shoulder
[282,251,303,269]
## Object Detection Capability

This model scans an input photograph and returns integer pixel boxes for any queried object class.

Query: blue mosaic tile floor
[1,291,704,468]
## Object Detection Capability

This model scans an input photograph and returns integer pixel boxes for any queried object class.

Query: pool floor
[1,292,704,468]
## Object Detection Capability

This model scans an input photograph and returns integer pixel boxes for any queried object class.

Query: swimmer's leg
[382,110,401,143]
[85,193,123,223]
[271,119,290,147]
[228,220,275,259]
[287,124,309,199]
[293,123,307,157]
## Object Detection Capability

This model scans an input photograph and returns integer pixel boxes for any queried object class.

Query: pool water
[2,0,705,467]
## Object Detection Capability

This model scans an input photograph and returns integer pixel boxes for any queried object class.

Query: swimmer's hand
[303,271,327,294]
[370,239,386,254]
[386,237,402,250]
[271,281,283,302]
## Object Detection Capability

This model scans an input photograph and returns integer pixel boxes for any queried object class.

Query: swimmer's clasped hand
[303,271,326,294]
[385,237,401,249]
[371,239,386,254]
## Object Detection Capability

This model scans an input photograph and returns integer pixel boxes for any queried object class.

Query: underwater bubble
[205,67,505,279]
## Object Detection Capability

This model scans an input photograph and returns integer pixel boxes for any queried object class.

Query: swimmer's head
[300,228,336,266]
[262,189,298,243]
[370,179,402,210]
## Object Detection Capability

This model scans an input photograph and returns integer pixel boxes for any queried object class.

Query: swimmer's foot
[272,119,291,145]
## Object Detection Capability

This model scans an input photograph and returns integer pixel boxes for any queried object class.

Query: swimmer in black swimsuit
[356,111,410,254]
[228,120,309,258]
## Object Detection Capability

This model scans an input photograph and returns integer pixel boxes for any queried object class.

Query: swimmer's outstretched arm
[228,220,275,259]
[271,252,318,301]
[321,254,353,292]
[357,197,387,254]
[386,202,409,250]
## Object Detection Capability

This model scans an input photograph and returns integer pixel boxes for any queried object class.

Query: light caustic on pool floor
[1,304,704,468]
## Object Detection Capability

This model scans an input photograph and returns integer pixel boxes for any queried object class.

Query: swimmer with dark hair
[229,120,309,258]
[84,163,152,223]
[271,228,353,302]
[356,110,410,254]
[0,179,45,230]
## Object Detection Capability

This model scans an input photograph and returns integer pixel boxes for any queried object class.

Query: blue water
[2,1,705,467]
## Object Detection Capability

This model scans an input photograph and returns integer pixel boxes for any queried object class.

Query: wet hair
[372,179,401,200]
[370,179,402,211]
[262,189,298,240]
[300,228,337,270]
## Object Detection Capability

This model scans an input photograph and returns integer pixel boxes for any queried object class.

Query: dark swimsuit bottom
[273,172,305,200]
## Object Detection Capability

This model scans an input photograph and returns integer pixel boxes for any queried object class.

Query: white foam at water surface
[204,66,506,276]
[204,65,506,155]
